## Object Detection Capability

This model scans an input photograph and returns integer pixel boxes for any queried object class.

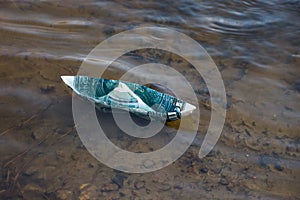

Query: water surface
[0,0,299,199]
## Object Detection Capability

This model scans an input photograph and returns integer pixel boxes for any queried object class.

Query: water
[0,0,299,199]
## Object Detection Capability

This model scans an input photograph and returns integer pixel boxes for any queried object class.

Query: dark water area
[0,0,299,199]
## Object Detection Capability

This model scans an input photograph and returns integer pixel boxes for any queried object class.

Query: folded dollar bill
[61,76,196,121]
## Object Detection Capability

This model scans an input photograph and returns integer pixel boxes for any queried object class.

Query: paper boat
[61,76,196,121]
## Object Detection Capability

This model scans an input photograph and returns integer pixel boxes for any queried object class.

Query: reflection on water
[0,0,299,199]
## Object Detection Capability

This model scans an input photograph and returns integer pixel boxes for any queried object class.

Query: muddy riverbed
[0,1,299,199]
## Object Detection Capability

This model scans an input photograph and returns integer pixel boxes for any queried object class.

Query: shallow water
[0,0,299,199]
